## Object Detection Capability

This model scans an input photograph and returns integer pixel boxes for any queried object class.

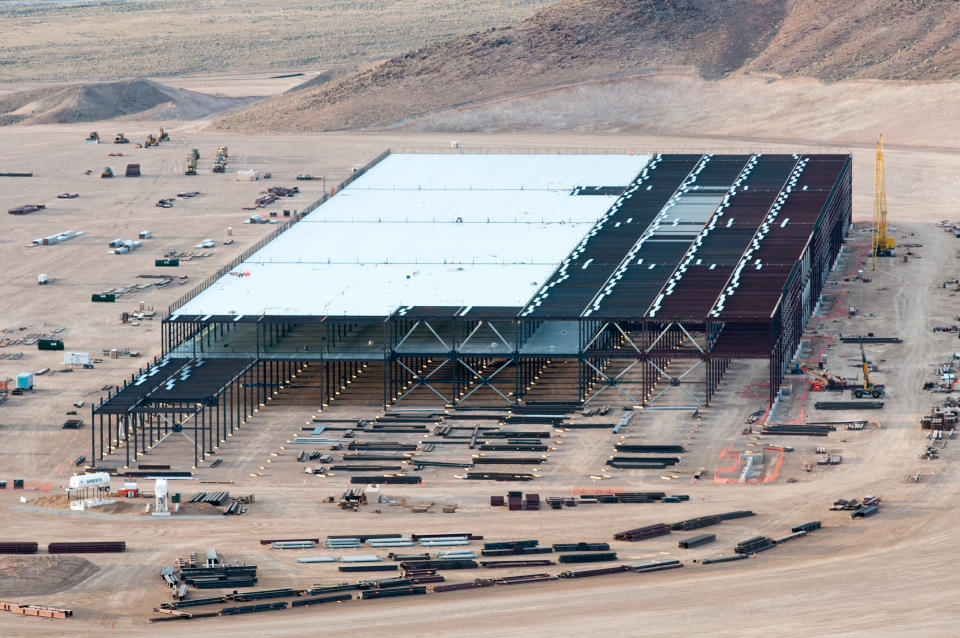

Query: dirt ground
[1,108,960,636]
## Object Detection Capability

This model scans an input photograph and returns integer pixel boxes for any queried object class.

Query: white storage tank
[68,472,110,490]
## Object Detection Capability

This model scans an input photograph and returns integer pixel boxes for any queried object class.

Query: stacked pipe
[734,536,776,554]
[552,543,610,552]
[606,457,680,469]
[188,491,230,506]
[559,565,628,578]
[626,559,683,573]
[349,476,421,485]
[678,534,715,549]
[791,521,821,533]
[481,559,555,568]
[0,542,38,554]
[557,552,617,564]
[760,424,834,436]
[48,541,125,553]
[614,524,670,542]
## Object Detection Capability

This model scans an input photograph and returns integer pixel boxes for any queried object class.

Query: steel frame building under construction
[92,150,851,467]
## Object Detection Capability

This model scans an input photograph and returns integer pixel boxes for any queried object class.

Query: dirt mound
[0,79,256,126]
[214,0,960,133]
[0,555,100,597]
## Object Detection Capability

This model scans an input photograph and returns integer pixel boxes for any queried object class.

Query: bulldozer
[185,156,197,175]
[85,131,100,143]
[145,134,158,147]
[101,167,114,178]
[158,128,169,142]
[113,132,129,144]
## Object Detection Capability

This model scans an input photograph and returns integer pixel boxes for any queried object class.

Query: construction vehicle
[217,145,228,159]
[872,134,895,269]
[190,149,200,161]
[101,167,114,178]
[158,128,169,142]
[212,161,225,173]
[794,364,851,392]
[113,132,129,144]
[185,155,197,175]
[145,134,157,147]
[85,131,99,143]
[852,343,885,399]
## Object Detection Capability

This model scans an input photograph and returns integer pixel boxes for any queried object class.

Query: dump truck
[113,132,129,144]
[185,156,197,175]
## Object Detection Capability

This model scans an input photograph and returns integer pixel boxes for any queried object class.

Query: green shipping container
[38,339,64,350]
[92,293,116,302]
[155,259,180,267]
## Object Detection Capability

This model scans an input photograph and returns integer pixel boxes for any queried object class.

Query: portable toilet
[16,373,34,390]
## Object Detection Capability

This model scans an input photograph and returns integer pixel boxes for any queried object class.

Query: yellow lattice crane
[872,134,895,270]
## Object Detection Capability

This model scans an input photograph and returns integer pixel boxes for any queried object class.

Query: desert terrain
[1,0,960,636]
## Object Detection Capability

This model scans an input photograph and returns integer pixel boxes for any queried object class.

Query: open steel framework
[92,151,851,466]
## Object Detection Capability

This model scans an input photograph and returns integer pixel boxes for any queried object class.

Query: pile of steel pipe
[734,536,776,554]
[774,531,807,544]
[481,546,552,556]
[291,594,352,607]
[220,602,287,615]
[678,534,715,549]
[398,559,477,570]
[614,524,670,542]
[48,541,125,553]
[852,504,879,518]
[359,586,426,599]
[0,542,38,554]
[552,543,610,552]
[497,573,557,586]
[626,559,683,573]
[188,491,230,506]
[557,552,617,564]
[465,472,536,481]
[814,401,884,410]
[718,510,756,521]
[478,444,549,452]
[613,444,685,453]
[791,521,821,533]
[433,579,496,592]
[411,532,482,541]
[480,559,554,568]
[160,597,226,609]
[332,465,403,471]
[761,424,834,436]
[229,588,301,602]
[559,565,628,578]
[349,476,422,485]
[473,457,544,465]
[339,564,397,573]
[270,541,315,549]
[306,584,360,596]
[696,554,748,565]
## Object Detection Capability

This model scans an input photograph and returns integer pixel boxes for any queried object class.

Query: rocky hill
[0,80,255,126]
[213,0,960,133]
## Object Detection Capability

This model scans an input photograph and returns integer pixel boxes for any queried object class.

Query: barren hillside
[0,80,255,126]
[214,0,960,133]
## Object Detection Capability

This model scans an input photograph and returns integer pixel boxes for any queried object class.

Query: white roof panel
[177,153,651,317]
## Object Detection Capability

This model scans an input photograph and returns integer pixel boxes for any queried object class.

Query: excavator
[159,128,169,142]
[145,134,158,147]
[852,343,885,399]
[185,155,197,175]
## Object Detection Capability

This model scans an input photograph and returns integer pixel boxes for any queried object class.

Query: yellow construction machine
[159,128,169,142]
[145,134,158,147]
[185,156,197,175]
[101,167,114,178]
[113,132,129,144]
[85,131,100,143]
[872,134,895,269]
